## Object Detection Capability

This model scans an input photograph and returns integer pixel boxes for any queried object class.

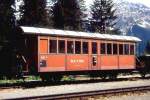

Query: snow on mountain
[114,0,150,55]
[114,0,150,34]
[114,0,150,8]
[137,20,150,29]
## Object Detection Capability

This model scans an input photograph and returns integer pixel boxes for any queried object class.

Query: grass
[0,75,77,84]
[0,75,94,84]
[0,76,41,84]
[62,75,76,81]
[0,78,24,84]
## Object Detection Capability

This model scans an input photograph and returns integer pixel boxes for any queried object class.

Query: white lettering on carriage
[70,59,84,63]
[40,55,48,59]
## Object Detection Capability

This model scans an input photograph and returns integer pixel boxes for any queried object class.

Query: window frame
[92,41,98,54]
[130,44,135,55]
[58,39,66,54]
[100,42,106,55]
[124,44,130,55]
[67,40,75,54]
[82,41,89,54]
[39,37,49,54]
[106,43,112,55]
[75,40,81,54]
[119,43,124,55]
[49,38,57,54]
[113,43,118,55]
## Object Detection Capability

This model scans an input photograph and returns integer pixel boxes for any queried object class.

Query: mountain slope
[128,23,150,55]
[115,0,150,34]
[114,0,150,55]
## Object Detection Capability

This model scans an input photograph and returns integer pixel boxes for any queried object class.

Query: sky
[85,0,150,8]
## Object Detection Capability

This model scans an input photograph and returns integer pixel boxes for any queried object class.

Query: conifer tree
[78,0,88,31]
[51,0,87,31]
[19,0,50,26]
[90,0,119,34]
[0,0,16,41]
[0,0,16,76]
[51,0,64,29]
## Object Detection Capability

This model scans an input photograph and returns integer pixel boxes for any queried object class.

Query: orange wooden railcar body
[38,36,136,72]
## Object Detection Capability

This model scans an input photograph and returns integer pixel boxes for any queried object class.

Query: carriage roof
[20,26,141,42]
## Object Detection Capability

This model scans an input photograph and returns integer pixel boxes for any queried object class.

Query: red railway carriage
[17,26,141,80]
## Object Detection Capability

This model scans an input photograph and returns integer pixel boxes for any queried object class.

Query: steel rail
[8,85,150,100]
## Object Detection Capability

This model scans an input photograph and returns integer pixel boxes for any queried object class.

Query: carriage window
[124,44,129,55]
[67,41,74,54]
[130,45,135,55]
[83,42,88,54]
[107,43,112,54]
[113,44,118,55]
[92,42,97,54]
[75,41,81,54]
[119,44,123,55]
[49,40,57,53]
[101,43,106,54]
[58,40,65,53]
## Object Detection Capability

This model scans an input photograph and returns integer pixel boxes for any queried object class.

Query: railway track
[8,85,150,100]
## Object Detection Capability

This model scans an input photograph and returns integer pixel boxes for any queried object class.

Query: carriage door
[91,42,98,70]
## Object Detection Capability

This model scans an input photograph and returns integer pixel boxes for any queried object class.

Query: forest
[0,0,119,76]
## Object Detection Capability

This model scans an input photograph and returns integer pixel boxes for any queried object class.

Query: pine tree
[19,0,50,27]
[90,0,119,34]
[0,0,16,76]
[51,0,64,29]
[51,0,87,31]
[0,0,16,41]
[78,0,87,31]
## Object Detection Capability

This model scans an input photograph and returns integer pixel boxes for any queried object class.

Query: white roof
[20,26,141,42]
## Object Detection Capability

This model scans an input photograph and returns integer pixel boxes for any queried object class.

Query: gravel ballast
[0,79,150,99]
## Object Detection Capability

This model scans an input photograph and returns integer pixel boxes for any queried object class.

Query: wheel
[52,75,62,82]
[40,75,53,82]
[89,73,99,80]
[139,69,147,78]
[140,72,146,78]
[108,73,118,80]
[100,74,107,80]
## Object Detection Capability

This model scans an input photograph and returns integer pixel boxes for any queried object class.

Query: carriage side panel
[119,55,135,69]
[100,55,118,70]
[39,54,65,72]
[66,55,89,71]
